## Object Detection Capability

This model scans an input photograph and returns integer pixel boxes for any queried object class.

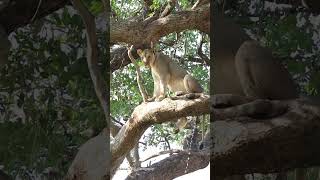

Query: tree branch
[111,46,132,72]
[212,97,320,177]
[126,151,209,180]
[110,4,209,45]
[159,0,177,18]
[140,149,182,163]
[111,95,210,177]
[192,0,210,10]
[70,0,109,121]
[197,33,210,65]
[127,45,149,102]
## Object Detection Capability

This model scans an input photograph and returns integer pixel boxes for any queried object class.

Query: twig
[31,0,43,22]
[127,45,149,102]
[140,149,183,162]
[197,33,210,65]
[192,0,209,10]
[160,0,177,18]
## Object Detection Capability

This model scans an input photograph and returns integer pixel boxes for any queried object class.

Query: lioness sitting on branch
[136,42,204,133]
[137,42,204,102]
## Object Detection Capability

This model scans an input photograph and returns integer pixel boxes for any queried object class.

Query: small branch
[126,145,141,170]
[143,0,153,6]
[160,0,177,18]
[127,45,149,102]
[142,0,153,18]
[192,0,210,10]
[197,33,210,65]
[30,0,43,22]
[175,55,207,65]
[159,39,176,47]
[212,94,289,120]
[110,4,209,44]
[110,116,122,137]
[141,149,182,162]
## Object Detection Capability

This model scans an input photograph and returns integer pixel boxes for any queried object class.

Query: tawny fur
[213,12,298,100]
[137,48,203,133]
[137,49,203,102]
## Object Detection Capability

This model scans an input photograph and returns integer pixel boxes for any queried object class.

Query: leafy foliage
[0,5,106,178]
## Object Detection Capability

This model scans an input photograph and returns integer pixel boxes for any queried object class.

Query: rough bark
[111,95,211,177]
[65,94,320,179]
[0,0,318,37]
[110,4,209,45]
[125,151,209,180]
[212,96,320,177]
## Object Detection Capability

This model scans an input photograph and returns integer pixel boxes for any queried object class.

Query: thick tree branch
[1,0,319,37]
[111,95,210,176]
[126,151,209,180]
[110,4,209,45]
[111,116,140,171]
[212,97,320,177]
